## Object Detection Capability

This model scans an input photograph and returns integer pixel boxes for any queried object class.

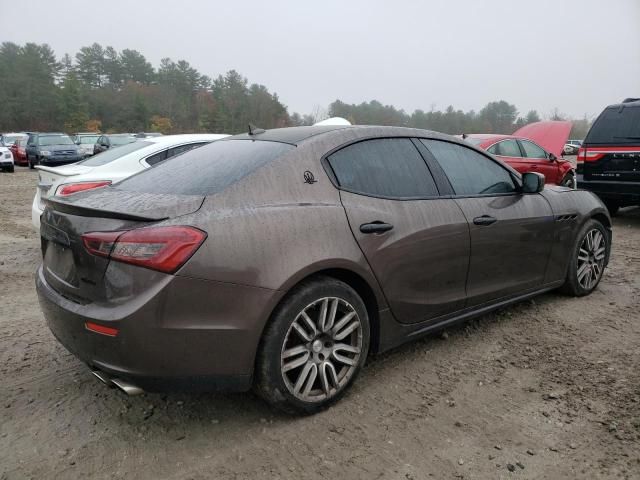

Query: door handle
[360,222,394,234]
[473,215,497,226]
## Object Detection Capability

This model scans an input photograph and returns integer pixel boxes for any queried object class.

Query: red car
[463,121,575,187]
[9,137,28,166]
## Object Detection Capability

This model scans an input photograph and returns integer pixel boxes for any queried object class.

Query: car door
[327,137,470,324]
[519,139,559,184]
[26,134,37,158]
[420,139,555,306]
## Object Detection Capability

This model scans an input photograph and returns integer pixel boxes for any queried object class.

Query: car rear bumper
[36,265,283,392]
[577,175,640,204]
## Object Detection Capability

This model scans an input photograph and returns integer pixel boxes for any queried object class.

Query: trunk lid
[513,120,572,158]
[40,187,204,303]
[36,164,94,208]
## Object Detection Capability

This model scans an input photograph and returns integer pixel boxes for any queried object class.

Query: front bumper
[577,175,640,205]
[36,265,283,392]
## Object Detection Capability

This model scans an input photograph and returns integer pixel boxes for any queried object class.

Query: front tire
[560,171,576,189]
[560,219,609,296]
[255,276,370,414]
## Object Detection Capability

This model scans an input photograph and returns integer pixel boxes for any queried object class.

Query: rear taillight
[81,226,207,274]
[577,148,605,163]
[57,181,111,196]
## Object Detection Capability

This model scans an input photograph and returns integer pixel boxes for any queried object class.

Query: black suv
[578,98,640,215]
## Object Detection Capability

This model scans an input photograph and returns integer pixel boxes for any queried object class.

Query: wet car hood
[513,121,572,158]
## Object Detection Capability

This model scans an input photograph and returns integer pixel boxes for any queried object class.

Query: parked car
[563,139,583,155]
[9,137,28,166]
[577,98,640,215]
[31,134,228,230]
[72,133,102,158]
[464,121,575,187]
[36,125,612,413]
[0,132,28,148]
[93,134,137,154]
[134,132,164,138]
[25,133,83,169]
[0,146,14,172]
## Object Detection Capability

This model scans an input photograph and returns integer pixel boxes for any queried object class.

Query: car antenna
[248,123,265,136]
[462,133,468,139]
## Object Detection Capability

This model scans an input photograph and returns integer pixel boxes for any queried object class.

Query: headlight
[40,150,51,156]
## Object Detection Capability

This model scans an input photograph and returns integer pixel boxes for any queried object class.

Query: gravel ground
[1,167,639,480]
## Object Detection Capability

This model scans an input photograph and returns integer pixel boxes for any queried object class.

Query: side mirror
[548,153,557,162]
[522,172,545,193]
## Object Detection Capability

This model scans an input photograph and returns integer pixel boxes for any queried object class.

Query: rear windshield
[116,139,294,195]
[78,135,100,144]
[585,106,640,145]
[79,141,152,166]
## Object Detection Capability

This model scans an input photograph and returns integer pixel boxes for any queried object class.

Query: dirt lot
[1,167,639,480]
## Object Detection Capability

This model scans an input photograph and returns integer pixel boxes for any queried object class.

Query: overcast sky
[4,0,639,119]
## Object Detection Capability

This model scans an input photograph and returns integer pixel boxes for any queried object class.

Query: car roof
[463,134,513,144]
[228,125,354,145]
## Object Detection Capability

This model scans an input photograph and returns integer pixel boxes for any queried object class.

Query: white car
[31,133,228,230]
[72,132,102,158]
[0,146,14,172]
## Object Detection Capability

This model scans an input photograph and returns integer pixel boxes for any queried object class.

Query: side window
[519,140,547,159]
[421,139,517,196]
[327,138,439,198]
[487,144,498,155]
[167,142,207,160]
[494,139,521,157]
[145,150,168,166]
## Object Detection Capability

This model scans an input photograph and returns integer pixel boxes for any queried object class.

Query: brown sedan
[36,125,612,413]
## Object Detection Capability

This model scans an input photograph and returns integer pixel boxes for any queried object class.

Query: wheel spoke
[292,320,313,342]
[333,342,360,355]
[577,263,590,282]
[333,318,359,341]
[301,311,318,337]
[282,350,310,373]
[293,362,315,395]
[282,344,309,359]
[594,247,606,260]
[321,298,338,333]
[332,349,358,366]
[319,361,336,394]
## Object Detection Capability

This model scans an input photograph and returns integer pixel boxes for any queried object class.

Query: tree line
[0,42,590,137]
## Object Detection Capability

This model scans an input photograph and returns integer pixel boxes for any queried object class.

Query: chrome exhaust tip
[91,370,144,396]
[110,378,144,396]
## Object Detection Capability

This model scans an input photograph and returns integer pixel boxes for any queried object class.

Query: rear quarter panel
[174,136,387,308]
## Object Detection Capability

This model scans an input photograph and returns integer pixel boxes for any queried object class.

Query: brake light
[577,148,605,163]
[82,226,207,274]
[57,181,111,196]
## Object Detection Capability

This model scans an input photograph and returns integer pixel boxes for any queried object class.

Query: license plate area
[43,241,79,287]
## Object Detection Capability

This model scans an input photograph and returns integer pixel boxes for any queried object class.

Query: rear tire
[560,219,609,297]
[255,276,370,414]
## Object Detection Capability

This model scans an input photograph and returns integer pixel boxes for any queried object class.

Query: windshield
[78,135,100,144]
[78,141,152,167]
[117,139,294,195]
[38,135,74,146]
[110,136,137,146]
[2,135,26,146]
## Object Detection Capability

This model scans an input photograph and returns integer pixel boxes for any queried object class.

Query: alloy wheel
[281,297,363,402]
[577,228,606,290]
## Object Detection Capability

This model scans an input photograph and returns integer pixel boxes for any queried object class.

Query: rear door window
[586,106,640,145]
[327,138,439,198]
[117,139,294,195]
[421,139,517,196]
[519,140,547,159]
[494,139,522,157]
